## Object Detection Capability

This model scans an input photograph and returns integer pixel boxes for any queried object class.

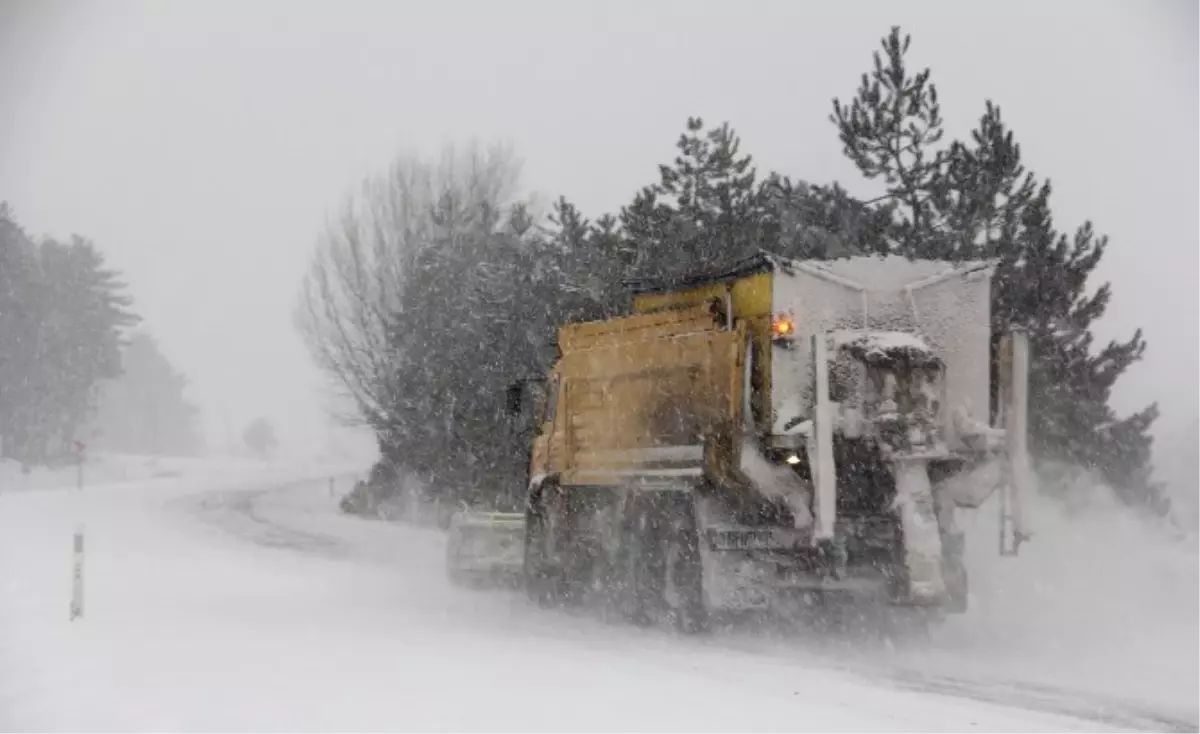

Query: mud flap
[892,460,947,603]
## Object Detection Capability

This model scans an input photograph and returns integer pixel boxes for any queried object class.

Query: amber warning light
[771,313,796,340]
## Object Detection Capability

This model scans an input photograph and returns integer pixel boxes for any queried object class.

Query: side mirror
[505,381,525,415]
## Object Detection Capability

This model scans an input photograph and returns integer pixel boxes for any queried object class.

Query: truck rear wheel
[663,493,709,634]
[616,495,657,625]
[619,493,709,634]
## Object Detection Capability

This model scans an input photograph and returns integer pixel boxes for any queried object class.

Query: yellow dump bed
[537,304,747,487]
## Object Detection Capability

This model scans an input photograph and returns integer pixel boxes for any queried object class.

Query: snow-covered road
[1,463,1195,732]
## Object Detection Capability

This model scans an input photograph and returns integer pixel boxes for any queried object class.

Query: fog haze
[1,0,1195,456]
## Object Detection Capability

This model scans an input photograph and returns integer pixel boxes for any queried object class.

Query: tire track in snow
[886,673,1196,733]
[174,484,351,560]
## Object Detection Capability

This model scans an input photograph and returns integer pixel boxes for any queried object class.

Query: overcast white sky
[1,0,1196,458]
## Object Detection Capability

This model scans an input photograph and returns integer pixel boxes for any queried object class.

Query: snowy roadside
[0,453,209,493]
[904,492,1198,727]
[0,469,1129,732]
[0,452,364,495]
[0,458,359,731]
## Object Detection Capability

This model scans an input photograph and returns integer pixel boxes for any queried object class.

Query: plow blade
[445,511,526,587]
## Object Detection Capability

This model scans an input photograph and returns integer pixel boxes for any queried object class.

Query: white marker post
[70,526,84,621]
[70,439,86,621]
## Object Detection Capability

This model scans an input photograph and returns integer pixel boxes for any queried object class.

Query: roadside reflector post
[71,438,87,621]
[329,476,335,498]
[70,525,84,621]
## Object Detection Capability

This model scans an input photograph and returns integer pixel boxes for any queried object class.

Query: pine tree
[546,197,632,320]
[831,28,949,258]
[832,26,1163,509]
[618,116,886,282]
[88,332,204,456]
[0,207,138,465]
[620,117,766,276]
[0,204,40,462]
[758,176,891,259]
[35,236,139,457]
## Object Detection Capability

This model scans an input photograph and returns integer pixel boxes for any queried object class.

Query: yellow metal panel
[551,326,745,487]
[633,282,727,314]
[731,272,774,318]
[535,268,784,486]
[631,272,774,319]
[560,307,720,352]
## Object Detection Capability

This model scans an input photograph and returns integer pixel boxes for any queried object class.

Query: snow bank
[0,453,257,493]
[0,452,365,495]
[0,453,178,492]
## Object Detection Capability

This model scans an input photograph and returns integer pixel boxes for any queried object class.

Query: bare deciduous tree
[295,141,525,436]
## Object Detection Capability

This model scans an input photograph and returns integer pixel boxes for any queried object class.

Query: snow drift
[919,463,1198,722]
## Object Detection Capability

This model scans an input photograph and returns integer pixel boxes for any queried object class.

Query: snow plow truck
[446,251,1032,631]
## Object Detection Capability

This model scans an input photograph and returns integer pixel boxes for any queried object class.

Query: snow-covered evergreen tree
[619,117,879,278]
[0,205,139,466]
[88,332,204,457]
[620,117,765,276]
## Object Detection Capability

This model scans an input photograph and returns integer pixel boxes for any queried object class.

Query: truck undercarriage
[520,438,974,633]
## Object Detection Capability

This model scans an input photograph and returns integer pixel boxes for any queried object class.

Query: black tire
[664,494,709,634]
[559,536,598,608]
[618,493,709,634]
[616,495,657,626]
